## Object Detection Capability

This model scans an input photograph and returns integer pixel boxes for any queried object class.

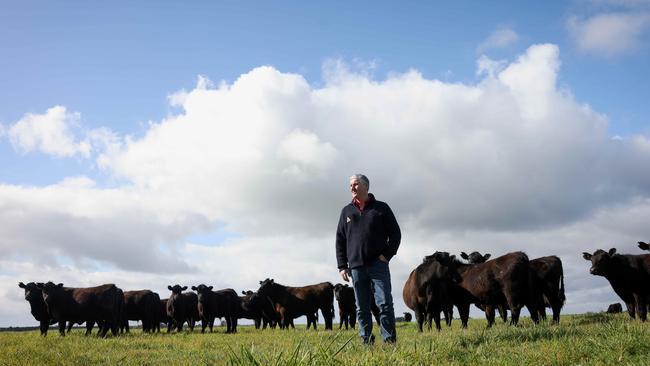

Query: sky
[1,0,650,327]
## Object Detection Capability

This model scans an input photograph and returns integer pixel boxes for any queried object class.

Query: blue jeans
[351,259,396,343]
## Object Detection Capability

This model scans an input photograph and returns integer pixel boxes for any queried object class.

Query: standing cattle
[639,242,650,251]
[402,252,460,331]
[122,290,158,333]
[583,248,650,321]
[240,290,279,329]
[18,282,55,336]
[157,297,171,331]
[334,284,356,329]
[166,285,199,332]
[607,303,623,313]
[191,284,238,333]
[529,256,565,323]
[461,251,564,323]
[257,279,334,330]
[451,252,540,328]
[37,282,123,337]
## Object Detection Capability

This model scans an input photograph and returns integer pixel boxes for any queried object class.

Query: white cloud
[568,12,650,56]
[3,44,650,325]
[8,106,92,158]
[477,26,519,53]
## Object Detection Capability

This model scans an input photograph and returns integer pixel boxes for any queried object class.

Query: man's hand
[339,269,351,282]
[379,255,389,263]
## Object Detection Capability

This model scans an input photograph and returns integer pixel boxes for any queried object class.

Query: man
[335,174,401,344]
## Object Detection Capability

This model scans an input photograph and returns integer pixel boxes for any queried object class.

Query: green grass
[1,313,649,365]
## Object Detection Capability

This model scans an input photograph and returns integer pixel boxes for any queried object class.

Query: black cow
[607,303,623,313]
[639,242,650,251]
[37,282,123,337]
[157,297,171,331]
[451,252,540,328]
[257,279,334,330]
[403,252,460,331]
[240,290,279,329]
[18,282,57,336]
[122,290,158,333]
[191,284,238,333]
[583,248,650,321]
[166,285,199,332]
[461,251,564,323]
[334,284,356,329]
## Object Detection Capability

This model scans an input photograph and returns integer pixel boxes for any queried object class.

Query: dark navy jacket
[335,193,401,270]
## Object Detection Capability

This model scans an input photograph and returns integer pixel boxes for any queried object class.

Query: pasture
[1,313,649,365]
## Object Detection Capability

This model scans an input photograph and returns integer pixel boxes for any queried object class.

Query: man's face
[350,178,368,200]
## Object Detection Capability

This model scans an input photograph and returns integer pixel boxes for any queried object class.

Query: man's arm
[335,209,349,270]
[381,204,401,261]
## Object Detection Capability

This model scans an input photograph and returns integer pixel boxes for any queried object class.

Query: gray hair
[349,174,369,189]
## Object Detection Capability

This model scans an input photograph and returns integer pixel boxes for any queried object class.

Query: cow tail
[558,271,566,304]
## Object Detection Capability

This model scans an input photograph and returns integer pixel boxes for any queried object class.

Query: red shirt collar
[352,193,374,212]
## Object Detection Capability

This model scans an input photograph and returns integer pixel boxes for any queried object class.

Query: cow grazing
[583,248,650,321]
[403,252,460,331]
[607,303,623,314]
[122,290,158,333]
[452,252,540,328]
[334,284,356,329]
[166,285,199,332]
[37,282,123,337]
[257,279,334,330]
[639,242,650,251]
[191,284,238,333]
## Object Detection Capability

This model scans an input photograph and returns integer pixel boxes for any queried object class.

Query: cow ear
[208,286,213,290]
[168,285,173,291]
[484,254,491,260]
[582,252,592,260]
[242,291,246,295]
[181,286,188,291]
[460,252,469,260]
[57,283,63,287]
[608,248,617,256]
[191,286,197,291]
[36,282,44,288]
[18,282,26,288]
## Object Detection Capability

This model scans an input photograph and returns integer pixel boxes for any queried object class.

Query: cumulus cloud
[3,43,650,325]
[477,26,519,53]
[568,12,650,56]
[8,106,91,158]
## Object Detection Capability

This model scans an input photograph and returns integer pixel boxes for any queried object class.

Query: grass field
[1,313,649,365]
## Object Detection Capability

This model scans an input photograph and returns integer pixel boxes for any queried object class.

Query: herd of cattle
[17,242,650,337]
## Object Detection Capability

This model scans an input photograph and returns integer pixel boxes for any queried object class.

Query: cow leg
[232,317,238,333]
[551,301,561,323]
[484,305,495,328]
[634,294,647,322]
[351,312,356,329]
[85,321,93,336]
[498,305,508,323]
[208,318,214,333]
[167,321,173,333]
[39,320,49,336]
[66,321,73,333]
[509,305,522,326]
[426,311,433,331]
[177,319,183,332]
[457,303,470,329]
[254,317,261,329]
[58,321,66,336]
[415,310,424,332]
[432,309,442,332]
[625,302,636,319]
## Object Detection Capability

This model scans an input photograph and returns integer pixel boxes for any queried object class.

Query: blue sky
[2,1,650,326]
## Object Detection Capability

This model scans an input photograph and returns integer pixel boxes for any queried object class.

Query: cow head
[420,251,463,284]
[18,282,42,302]
[37,282,64,305]
[460,251,491,264]
[167,284,187,295]
[582,248,617,276]
[191,284,213,303]
[257,278,275,297]
[638,241,650,251]
[333,283,351,301]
